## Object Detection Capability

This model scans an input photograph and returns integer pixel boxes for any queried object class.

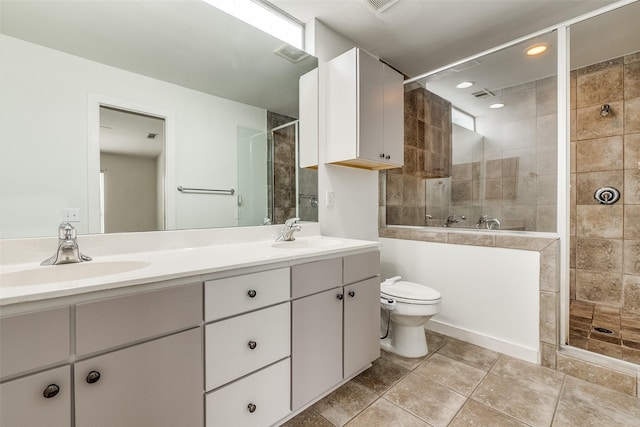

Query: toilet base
[380,324,428,358]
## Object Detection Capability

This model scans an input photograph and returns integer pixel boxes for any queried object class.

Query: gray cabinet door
[291,288,343,411]
[75,328,203,427]
[344,277,380,378]
[0,365,71,427]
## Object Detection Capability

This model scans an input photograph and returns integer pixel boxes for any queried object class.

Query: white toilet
[380,276,442,358]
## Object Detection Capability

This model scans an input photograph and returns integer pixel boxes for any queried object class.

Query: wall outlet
[64,208,80,222]
[325,190,335,208]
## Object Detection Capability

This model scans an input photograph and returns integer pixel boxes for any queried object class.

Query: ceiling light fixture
[203,0,303,49]
[456,81,474,89]
[526,43,548,56]
[489,103,505,109]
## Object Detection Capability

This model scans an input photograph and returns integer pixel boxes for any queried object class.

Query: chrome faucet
[476,215,501,230]
[444,215,466,227]
[41,222,92,265]
[276,217,302,242]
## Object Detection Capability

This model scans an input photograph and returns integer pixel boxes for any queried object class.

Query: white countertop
[0,229,378,306]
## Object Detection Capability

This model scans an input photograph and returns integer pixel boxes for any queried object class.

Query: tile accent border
[379,225,639,397]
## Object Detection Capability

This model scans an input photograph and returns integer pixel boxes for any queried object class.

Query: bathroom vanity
[0,225,380,427]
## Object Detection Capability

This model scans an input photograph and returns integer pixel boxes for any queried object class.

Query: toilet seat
[380,280,441,305]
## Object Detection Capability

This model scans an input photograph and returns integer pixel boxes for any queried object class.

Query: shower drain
[593,327,613,334]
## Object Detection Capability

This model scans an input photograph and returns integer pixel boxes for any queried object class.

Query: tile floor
[569,299,640,364]
[282,331,640,427]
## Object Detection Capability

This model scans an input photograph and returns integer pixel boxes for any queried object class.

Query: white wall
[380,238,540,362]
[0,35,266,238]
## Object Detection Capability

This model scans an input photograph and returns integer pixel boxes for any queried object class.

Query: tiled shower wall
[569,52,640,363]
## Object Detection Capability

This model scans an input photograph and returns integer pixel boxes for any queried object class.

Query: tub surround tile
[471,373,557,427]
[625,97,640,134]
[626,52,640,65]
[576,170,624,205]
[447,233,495,248]
[623,274,640,312]
[577,57,623,77]
[540,242,560,292]
[449,399,528,427]
[312,382,378,427]
[540,291,559,344]
[576,205,623,239]
[576,270,623,307]
[344,398,429,427]
[576,100,624,140]
[575,238,623,272]
[540,342,558,370]
[576,63,623,108]
[384,373,466,427]
[490,355,565,398]
[575,135,623,171]
[494,235,556,251]
[413,353,486,396]
[625,205,640,238]
[624,133,640,170]
[626,60,640,99]
[587,338,622,358]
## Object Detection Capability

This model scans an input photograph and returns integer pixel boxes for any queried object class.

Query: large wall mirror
[0,0,318,238]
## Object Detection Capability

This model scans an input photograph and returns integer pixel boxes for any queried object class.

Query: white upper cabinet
[299,68,319,168]
[326,48,404,170]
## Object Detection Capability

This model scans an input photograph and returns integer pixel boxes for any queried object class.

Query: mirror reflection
[386,31,558,232]
[0,0,318,239]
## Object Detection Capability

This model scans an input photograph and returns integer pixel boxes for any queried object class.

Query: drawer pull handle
[385,155,391,160]
[43,384,60,399]
[248,341,257,350]
[379,153,385,158]
[348,290,355,297]
[247,403,257,413]
[336,293,344,300]
[86,370,101,384]
[247,289,257,298]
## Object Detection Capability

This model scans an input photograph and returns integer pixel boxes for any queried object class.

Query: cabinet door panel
[76,283,202,355]
[75,328,202,427]
[205,302,290,391]
[383,63,404,166]
[206,358,290,427]
[0,365,70,427]
[327,48,358,163]
[291,288,343,410]
[344,277,380,378]
[358,49,384,162]
[0,306,69,379]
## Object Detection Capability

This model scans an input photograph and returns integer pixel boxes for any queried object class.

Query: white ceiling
[100,108,165,158]
[273,0,619,77]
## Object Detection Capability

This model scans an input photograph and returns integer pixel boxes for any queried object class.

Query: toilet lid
[380,280,441,304]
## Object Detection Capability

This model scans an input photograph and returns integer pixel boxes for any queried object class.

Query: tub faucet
[476,215,501,230]
[41,222,92,265]
[276,217,302,242]
[444,215,466,227]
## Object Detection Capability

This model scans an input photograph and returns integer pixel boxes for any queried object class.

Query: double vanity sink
[0,224,380,427]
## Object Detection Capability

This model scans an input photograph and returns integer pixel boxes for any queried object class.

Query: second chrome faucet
[276,217,302,242]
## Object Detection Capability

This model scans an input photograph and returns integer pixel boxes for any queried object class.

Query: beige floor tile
[559,375,640,419]
[345,398,430,427]
[490,355,565,398]
[449,399,528,427]
[471,373,558,427]
[379,348,427,371]
[413,353,486,396]
[426,330,450,353]
[353,356,409,395]
[312,382,378,427]
[436,338,501,371]
[281,408,334,427]
[553,399,640,426]
[384,372,466,427]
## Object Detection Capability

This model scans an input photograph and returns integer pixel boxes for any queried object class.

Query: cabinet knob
[385,155,391,160]
[379,153,385,158]
[248,340,257,350]
[348,290,355,297]
[86,370,101,384]
[247,289,257,298]
[247,403,257,413]
[43,384,60,399]
[336,293,344,300]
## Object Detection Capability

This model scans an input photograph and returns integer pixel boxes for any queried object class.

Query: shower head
[600,104,611,117]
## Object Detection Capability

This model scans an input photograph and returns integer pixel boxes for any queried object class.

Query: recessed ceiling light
[526,44,548,56]
[489,103,505,109]
[456,81,474,89]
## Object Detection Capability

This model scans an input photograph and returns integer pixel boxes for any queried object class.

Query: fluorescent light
[456,81,474,89]
[526,44,548,56]
[489,103,505,109]
[203,0,303,49]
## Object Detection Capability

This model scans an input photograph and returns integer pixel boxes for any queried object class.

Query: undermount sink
[0,261,151,287]
[271,238,341,250]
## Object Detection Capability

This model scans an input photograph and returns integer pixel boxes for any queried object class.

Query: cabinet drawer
[76,283,202,355]
[0,306,70,379]
[343,251,379,285]
[205,267,289,322]
[291,258,342,299]
[0,365,71,427]
[205,302,290,391]
[206,358,290,427]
